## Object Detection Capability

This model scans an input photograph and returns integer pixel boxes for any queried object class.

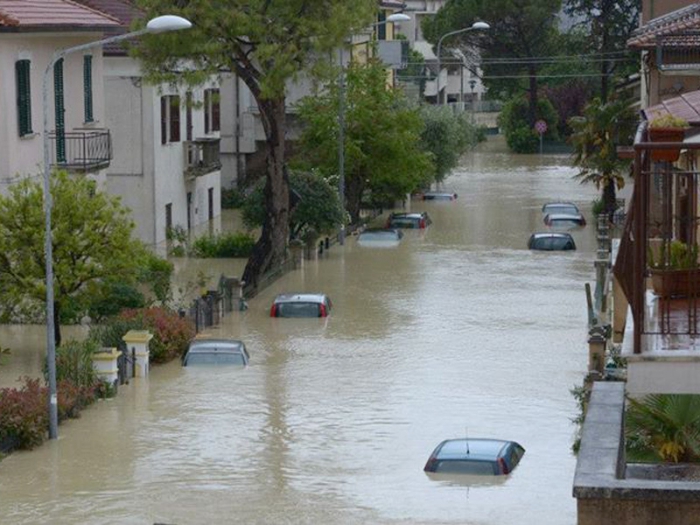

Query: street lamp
[42,14,191,439]
[338,12,410,245]
[436,21,489,105]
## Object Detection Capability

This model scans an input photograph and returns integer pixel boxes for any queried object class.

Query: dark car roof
[273,293,329,304]
[435,438,514,460]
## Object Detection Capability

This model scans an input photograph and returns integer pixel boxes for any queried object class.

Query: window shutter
[186,91,193,141]
[83,55,93,123]
[377,13,387,40]
[204,90,210,134]
[161,96,167,145]
[212,89,220,132]
[170,95,180,143]
[54,58,66,163]
[15,60,32,136]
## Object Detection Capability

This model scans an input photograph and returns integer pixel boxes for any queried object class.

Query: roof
[72,0,142,55]
[642,90,700,125]
[0,0,120,30]
[628,3,700,49]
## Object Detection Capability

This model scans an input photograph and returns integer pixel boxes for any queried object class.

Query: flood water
[0,137,601,524]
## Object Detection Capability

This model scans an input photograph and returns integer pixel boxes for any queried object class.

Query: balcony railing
[49,129,111,172]
[184,138,221,178]
[615,122,700,354]
[656,32,700,72]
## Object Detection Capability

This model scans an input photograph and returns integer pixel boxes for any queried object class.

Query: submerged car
[542,201,580,215]
[543,212,586,228]
[270,293,332,318]
[182,338,250,366]
[424,438,525,475]
[528,232,576,251]
[357,228,403,247]
[422,192,458,201]
[386,211,432,229]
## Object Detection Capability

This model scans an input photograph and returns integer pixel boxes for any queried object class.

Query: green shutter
[15,60,32,136]
[54,58,66,163]
[83,55,93,123]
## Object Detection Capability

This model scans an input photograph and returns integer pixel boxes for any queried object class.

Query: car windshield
[551,218,582,226]
[389,217,421,228]
[276,302,321,317]
[544,203,578,214]
[532,236,575,250]
[185,353,246,365]
[359,231,398,241]
[434,460,496,475]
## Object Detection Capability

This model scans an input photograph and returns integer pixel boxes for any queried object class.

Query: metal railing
[49,129,111,172]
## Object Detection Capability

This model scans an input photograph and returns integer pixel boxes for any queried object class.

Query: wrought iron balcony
[184,138,221,178]
[49,129,112,172]
[656,32,700,73]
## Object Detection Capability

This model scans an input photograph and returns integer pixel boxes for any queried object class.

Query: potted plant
[648,239,700,297]
[647,113,689,162]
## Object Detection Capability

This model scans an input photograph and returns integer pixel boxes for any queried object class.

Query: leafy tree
[420,106,476,184]
[294,59,433,222]
[423,0,561,127]
[0,171,146,346]
[564,0,641,101]
[134,0,377,291]
[242,171,344,240]
[498,94,560,152]
[568,96,637,219]
[626,394,700,463]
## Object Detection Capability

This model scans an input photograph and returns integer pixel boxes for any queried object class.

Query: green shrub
[88,280,145,322]
[191,232,256,258]
[138,251,173,305]
[221,187,246,209]
[507,126,539,153]
[53,339,99,389]
[591,198,604,218]
[116,307,195,363]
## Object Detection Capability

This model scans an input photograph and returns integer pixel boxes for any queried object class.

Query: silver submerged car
[182,338,250,366]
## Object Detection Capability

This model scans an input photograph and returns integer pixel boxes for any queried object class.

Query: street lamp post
[436,21,489,106]
[337,12,410,245]
[42,14,191,439]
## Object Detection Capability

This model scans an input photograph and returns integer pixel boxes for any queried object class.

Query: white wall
[0,32,107,193]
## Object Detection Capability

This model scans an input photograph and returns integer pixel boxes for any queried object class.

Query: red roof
[628,3,700,49]
[0,0,120,29]
[643,90,700,126]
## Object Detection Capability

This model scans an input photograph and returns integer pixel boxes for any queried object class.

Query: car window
[389,218,418,228]
[550,237,574,250]
[277,302,321,318]
[434,460,496,475]
[509,444,525,468]
[185,353,247,365]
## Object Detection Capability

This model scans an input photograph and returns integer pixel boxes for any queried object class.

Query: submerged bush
[0,378,48,450]
[115,307,195,363]
[191,232,255,258]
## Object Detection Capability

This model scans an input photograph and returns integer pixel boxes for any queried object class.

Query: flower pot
[650,268,700,298]
[649,127,686,162]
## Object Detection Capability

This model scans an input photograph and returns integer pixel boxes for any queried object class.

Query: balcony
[614,119,700,393]
[48,129,111,172]
[656,32,700,74]
[184,138,221,179]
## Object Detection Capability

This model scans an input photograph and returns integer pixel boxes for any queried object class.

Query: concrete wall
[574,381,700,525]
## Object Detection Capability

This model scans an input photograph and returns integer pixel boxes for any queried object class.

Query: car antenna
[465,426,470,455]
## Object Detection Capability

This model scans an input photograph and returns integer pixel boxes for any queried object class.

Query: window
[83,55,93,123]
[204,88,220,133]
[54,58,66,163]
[160,95,181,144]
[377,12,387,40]
[186,91,193,141]
[15,59,32,136]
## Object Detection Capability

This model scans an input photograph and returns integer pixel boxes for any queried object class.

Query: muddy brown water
[0,137,604,524]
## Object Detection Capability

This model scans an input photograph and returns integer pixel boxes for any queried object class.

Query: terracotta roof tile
[0,0,120,29]
[643,90,700,125]
[628,3,700,49]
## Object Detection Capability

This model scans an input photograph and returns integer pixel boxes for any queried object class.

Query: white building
[0,1,119,193]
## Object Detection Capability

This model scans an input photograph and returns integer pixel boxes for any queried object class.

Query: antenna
[465,426,470,455]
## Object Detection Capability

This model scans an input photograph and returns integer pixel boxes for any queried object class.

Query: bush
[0,378,48,450]
[191,232,256,258]
[87,280,145,322]
[507,126,539,153]
[116,307,195,363]
[53,339,99,389]
[221,187,246,209]
[138,251,173,305]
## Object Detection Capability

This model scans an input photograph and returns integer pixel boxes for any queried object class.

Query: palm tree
[626,394,700,463]
[568,97,638,221]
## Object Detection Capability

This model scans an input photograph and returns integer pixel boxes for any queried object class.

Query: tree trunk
[603,178,617,223]
[345,173,364,225]
[242,98,290,292]
[528,65,538,128]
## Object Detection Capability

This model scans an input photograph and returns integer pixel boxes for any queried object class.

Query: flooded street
[0,138,601,524]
